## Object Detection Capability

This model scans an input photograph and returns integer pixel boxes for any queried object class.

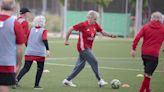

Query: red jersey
[17,16,29,42]
[132,20,164,57]
[73,21,102,52]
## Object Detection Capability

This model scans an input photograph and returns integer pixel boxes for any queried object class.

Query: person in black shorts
[0,0,24,92]
[131,11,164,92]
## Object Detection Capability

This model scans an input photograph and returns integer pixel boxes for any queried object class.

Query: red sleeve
[72,22,84,31]
[96,23,103,32]
[14,20,25,44]
[42,29,48,40]
[132,26,145,50]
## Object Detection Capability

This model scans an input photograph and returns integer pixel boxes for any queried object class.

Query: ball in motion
[110,79,121,89]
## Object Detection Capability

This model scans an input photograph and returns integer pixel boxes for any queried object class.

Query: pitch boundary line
[45,62,164,73]
[47,57,164,60]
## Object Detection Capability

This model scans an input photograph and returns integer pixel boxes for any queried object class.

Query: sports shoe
[11,79,20,89]
[34,86,43,90]
[98,79,108,87]
[62,79,77,87]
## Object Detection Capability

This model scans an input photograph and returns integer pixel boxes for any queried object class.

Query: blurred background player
[16,15,50,89]
[62,10,115,87]
[14,7,31,88]
[0,0,24,92]
[17,7,30,43]
[131,11,164,92]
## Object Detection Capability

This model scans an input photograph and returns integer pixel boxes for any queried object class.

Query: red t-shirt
[25,27,48,61]
[17,16,29,42]
[73,21,102,52]
[0,14,25,73]
[132,20,164,57]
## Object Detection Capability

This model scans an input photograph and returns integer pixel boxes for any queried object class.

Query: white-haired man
[131,11,164,92]
[62,10,115,87]
[16,16,50,89]
[0,0,25,92]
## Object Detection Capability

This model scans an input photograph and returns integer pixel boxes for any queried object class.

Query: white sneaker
[98,79,108,87]
[62,79,77,87]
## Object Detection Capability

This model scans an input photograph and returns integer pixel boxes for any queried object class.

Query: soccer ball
[110,79,121,89]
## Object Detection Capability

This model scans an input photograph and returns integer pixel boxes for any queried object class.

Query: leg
[81,49,101,81]
[140,55,158,92]
[35,61,44,87]
[67,55,86,81]
[17,61,33,82]
[0,86,9,92]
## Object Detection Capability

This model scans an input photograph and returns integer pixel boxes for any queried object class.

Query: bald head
[0,0,16,11]
[151,11,163,23]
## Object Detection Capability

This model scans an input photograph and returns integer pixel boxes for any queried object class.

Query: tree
[83,0,113,26]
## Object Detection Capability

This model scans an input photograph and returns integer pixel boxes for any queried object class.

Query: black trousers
[17,60,45,86]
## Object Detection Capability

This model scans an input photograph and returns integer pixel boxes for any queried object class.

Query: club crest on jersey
[94,28,96,31]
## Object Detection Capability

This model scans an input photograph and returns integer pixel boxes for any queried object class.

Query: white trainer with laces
[98,79,108,87]
[62,79,77,87]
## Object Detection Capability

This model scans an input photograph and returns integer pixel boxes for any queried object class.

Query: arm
[96,23,116,38]
[43,40,50,57]
[14,20,25,75]
[42,30,50,56]
[100,31,116,37]
[65,27,74,45]
[16,45,23,72]
[131,27,145,58]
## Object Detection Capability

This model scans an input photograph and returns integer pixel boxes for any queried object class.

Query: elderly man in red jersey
[131,11,164,92]
[17,7,30,44]
[0,0,24,92]
[62,10,115,87]
[14,7,31,86]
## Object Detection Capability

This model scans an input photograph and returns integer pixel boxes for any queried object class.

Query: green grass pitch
[11,38,164,92]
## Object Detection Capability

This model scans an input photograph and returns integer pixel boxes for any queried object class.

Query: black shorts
[0,72,16,86]
[142,55,158,76]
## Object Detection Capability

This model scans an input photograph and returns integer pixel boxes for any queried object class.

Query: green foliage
[45,15,61,32]
[83,0,112,7]
[15,0,21,2]
[59,0,64,5]
[129,0,149,10]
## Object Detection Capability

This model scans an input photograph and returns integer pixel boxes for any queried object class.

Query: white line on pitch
[45,63,164,73]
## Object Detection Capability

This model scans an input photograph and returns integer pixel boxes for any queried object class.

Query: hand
[130,49,136,58]
[64,41,70,45]
[108,34,117,38]
[110,35,117,38]
[46,50,50,57]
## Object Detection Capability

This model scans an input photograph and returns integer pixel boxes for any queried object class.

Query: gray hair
[87,10,99,19]
[150,11,163,23]
[33,15,46,28]
[0,0,16,11]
